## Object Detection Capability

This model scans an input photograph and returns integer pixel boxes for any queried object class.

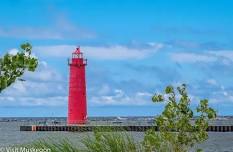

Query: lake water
[0,117,233,152]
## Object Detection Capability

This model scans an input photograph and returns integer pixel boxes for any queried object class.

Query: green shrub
[143,84,217,152]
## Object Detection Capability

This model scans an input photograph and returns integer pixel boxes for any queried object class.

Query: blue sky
[1,0,233,116]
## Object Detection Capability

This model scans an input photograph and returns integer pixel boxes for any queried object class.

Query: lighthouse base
[67,119,87,125]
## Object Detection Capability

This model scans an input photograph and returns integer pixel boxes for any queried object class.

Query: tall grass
[28,131,143,152]
[81,131,143,152]
[30,139,79,152]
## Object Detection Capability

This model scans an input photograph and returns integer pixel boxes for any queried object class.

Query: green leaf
[145,84,217,152]
[152,94,164,102]
[0,43,38,93]
[165,85,174,94]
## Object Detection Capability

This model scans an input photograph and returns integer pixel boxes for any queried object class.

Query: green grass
[29,139,79,152]
[28,131,143,152]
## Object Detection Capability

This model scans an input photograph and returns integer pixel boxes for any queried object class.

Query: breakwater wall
[20,125,233,132]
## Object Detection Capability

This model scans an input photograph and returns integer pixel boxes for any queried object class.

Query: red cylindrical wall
[68,49,87,125]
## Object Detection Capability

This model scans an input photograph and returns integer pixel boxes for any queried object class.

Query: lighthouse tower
[68,47,87,125]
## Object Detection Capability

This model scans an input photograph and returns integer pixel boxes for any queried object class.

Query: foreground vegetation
[0,43,38,92]
[29,132,143,152]
[26,84,216,152]
[143,84,216,152]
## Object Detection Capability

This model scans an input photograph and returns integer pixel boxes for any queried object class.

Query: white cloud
[202,83,233,104]
[171,50,233,64]
[97,84,111,95]
[0,61,67,106]
[207,79,217,86]
[0,15,95,39]
[208,50,233,65]
[208,50,233,60]
[0,96,67,106]
[223,91,228,96]
[209,92,233,104]
[23,61,63,82]
[171,52,217,63]
[7,48,38,59]
[0,26,95,39]
[0,27,62,39]
[90,89,153,106]
[8,48,19,55]
[34,45,75,57]
[136,92,153,97]
[34,43,163,60]
[147,42,164,48]
[83,45,162,59]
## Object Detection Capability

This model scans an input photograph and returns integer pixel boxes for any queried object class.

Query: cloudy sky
[1,0,233,116]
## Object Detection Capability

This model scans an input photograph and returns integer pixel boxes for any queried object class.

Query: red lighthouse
[68,47,87,125]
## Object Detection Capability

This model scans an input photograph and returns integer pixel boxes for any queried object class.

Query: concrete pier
[20,125,233,132]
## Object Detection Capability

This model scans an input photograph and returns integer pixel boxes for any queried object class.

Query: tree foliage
[0,43,38,93]
[143,84,217,152]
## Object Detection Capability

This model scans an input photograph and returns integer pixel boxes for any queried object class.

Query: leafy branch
[143,84,217,152]
[0,43,38,93]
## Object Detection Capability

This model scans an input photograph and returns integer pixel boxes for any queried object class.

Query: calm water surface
[0,117,233,152]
